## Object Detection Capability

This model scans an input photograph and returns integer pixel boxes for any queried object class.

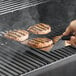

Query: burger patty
[27,38,53,48]
[4,30,29,42]
[27,23,51,34]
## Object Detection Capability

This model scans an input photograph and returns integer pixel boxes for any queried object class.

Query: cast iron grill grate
[0,0,50,16]
[0,37,76,76]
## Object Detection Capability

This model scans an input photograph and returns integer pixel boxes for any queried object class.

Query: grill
[0,0,76,76]
[0,0,50,15]
[0,36,76,76]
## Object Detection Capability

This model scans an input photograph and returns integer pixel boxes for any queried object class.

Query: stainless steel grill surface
[0,0,50,15]
[0,36,76,76]
[0,0,76,76]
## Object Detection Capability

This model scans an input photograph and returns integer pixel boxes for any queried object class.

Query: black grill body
[0,37,76,76]
[0,0,76,76]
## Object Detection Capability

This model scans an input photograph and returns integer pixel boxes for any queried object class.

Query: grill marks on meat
[7,30,26,37]
[34,25,43,31]
[40,23,49,29]
[14,30,28,36]
[34,38,51,43]
[27,38,53,48]
[4,30,29,42]
[28,23,51,34]
[8,32,22,37]
[6,34,17,39]
[3,23,52,50]
[29,38,50,44]
[36,24,47,30]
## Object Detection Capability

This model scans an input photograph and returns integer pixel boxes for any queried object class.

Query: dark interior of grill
[0,0,76,76]
[0,36,76,76]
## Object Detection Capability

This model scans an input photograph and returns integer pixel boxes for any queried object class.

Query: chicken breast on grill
[27,23,51,34]
[4,30,29,42]
[27,38,53,48]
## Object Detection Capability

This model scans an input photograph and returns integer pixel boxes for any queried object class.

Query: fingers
[63,26,72,36]
[63,20,76,46]
[63,20,76,36]
[70,36,76,46]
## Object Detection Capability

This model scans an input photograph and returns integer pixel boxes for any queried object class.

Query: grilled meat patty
[27,23,51,34]
[4,30,29,42]
[27,38,53,48]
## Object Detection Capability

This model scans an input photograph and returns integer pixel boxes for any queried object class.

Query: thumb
[63,26,72,36]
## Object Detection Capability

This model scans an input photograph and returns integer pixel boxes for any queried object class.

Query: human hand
[63,20,76,46]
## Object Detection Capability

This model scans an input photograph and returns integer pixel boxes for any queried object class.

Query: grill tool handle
[61,34,74,40]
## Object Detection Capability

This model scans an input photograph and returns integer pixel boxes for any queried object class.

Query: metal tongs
[61,33,75,40]
[51,33,76,51]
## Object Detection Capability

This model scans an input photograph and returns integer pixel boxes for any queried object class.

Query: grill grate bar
[0,0,44,8]
[0,66,14,76]
[48,52,62,59]
[30,48,65,60]
[0,37,50,65]
[63,47,76,54]
[54,50,68,57]
[26,51,49,64]
[0,63,19,76]
[0,41,28,53]
[65,46,76,53]
[0,48,35,69]
[0,46,38,70]
[0,44,45,68]
[0,35,76,76]
[0,71,7,76]
[0,0,50,15]
[0,38,46,66]
[50,51,65,58]
[59,48,72,55]
[25,52,45,66]
[0,39,50,75]
[0,55,27,75]
[0,69,7,76]
[0,56,30,74]
[30,48,58,61]
[27,50,54,63]
[25,52,47,65]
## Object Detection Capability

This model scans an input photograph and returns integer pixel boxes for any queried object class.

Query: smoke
[0,0,76,34]
[12,6,40,30]
[0,1,40,31]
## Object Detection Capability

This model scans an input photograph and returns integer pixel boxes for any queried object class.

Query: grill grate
[0,0,50,16]
[0,37,76,76]
[0,37,51,76]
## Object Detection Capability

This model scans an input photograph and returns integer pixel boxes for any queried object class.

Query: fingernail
[71,36,75,40]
